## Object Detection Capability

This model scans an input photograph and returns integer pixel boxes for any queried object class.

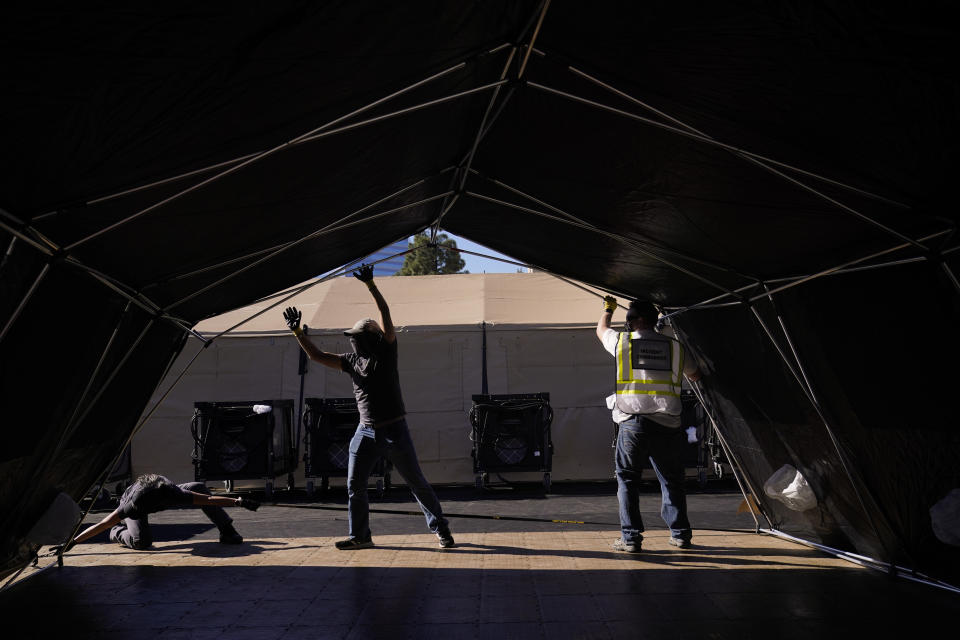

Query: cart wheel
[321,476,330,493]
[543,472,551,493]
[265,480,273,500]
[714,461,724,480]
[376,478,384,499]
[224,480,234,492]
[306,479,315,498]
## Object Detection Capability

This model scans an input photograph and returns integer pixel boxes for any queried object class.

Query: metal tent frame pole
[686,382,769,531]
[663,229,956,318]
[59,60,474,249]
[165,183,455,310]
[760,528,960,596]
[565,65,911,210]
[468,169,756,279]
[526,81,928,251]
[747,302,899,567]
[464,189,750,298]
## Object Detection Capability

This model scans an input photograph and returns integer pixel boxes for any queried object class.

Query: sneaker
[335,537,374,550]
[219,526,243,545]
[612,538,640,553]
[437,530,456,549]
[668,537,691,549]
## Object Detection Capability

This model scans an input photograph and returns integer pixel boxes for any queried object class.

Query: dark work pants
[615,416,692,545]
[109,482,233,550]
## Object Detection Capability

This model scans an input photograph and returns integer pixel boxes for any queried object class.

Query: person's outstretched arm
[185,492,260,510]
[283,306,343,369]
[353,264,395,343]
[70,508,124,547]
[596,295,618,341]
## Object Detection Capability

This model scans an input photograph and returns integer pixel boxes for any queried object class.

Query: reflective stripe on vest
[615,332,683,399]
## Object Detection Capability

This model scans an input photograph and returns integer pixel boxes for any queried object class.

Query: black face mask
[350,332,382,358]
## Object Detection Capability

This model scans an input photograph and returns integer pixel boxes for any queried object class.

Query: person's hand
[603,296,618,312]
[283,307,302,334]
[353,264,374,284]
[238,497,260,512]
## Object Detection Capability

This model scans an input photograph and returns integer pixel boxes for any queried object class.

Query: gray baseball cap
[344,318,379,336]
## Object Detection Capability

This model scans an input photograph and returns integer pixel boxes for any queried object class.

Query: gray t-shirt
[340,338,405,425]
[118,476,192,519]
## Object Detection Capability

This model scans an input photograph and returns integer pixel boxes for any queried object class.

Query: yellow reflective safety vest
[614,331,684,417]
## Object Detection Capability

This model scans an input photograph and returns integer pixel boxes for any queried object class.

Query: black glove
[353,264,374,284]
[239,497,260,512]
[283,307,302,333]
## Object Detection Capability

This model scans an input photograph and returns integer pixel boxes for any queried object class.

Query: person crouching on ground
[282,264,454,550]
[63,474,259,551]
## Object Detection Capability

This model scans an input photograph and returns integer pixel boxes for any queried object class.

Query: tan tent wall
[133,274,627,486]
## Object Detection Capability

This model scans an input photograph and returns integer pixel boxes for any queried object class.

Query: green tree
[395,232,467,275]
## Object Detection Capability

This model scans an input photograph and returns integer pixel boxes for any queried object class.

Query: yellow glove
[603,296,617,313]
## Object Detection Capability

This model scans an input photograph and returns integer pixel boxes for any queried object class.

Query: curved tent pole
[527,81,928,251]
[565,65,911,211]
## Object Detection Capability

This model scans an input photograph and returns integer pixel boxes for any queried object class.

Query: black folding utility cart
[302,397,391,497]
[191,400,297,498]
[469,392,554,491]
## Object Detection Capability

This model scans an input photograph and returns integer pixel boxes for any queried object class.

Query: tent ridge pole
[62,61,471,251]
[434,43,521,242]
[166,190,453,312]
[566,65,910,211]
[527,81,925,249]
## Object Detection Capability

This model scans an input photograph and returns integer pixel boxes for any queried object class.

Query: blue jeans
[615,416,691,545]
[347,418,448,540]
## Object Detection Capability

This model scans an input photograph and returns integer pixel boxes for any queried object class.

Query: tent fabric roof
[194,272,610,334]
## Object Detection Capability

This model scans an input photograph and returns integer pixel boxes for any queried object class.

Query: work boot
[219,525,243,545]
[335,537,374,550]
[437,529,456,549]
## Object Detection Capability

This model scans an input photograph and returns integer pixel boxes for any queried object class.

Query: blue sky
[444,233,524,273]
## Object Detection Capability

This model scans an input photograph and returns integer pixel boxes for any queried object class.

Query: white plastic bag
[930,488,960,547]
[763,464,817,511]
[252,404,272,414]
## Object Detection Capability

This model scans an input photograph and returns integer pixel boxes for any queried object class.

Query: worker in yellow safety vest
[596,296,701,553]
